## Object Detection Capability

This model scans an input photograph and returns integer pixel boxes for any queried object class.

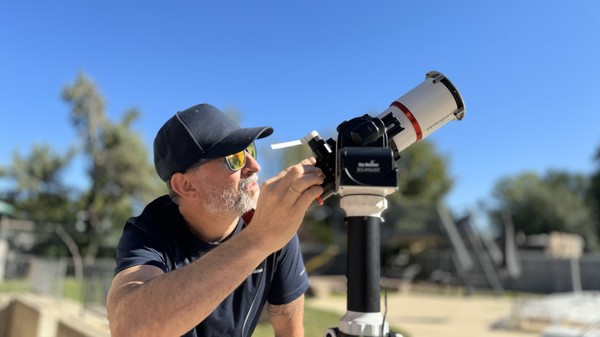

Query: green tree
[384,140,454,232]
[62,72,164,261]
[0,72,166,263]
[489,171,598,251]
[0,144,88,279]
[395,141,453,203]
[0,144,75,234]
[590,146,600,241]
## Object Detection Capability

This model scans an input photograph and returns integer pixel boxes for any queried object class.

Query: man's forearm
[268,295,305,337]
[107,232,268,337]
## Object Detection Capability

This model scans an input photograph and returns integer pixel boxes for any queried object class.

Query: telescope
[304,71,465,205]
[299,71,465,337]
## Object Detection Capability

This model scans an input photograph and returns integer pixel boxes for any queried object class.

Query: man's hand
[248,157,324,253]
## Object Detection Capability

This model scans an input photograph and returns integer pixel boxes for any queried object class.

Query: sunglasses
[224,142,257,171]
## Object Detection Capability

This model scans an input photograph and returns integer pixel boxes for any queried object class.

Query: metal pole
[346,216,381,313]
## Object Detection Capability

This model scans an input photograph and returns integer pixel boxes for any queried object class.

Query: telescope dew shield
[379,71,465,155]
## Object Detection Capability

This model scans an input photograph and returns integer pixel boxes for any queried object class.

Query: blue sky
[1,1,600,221]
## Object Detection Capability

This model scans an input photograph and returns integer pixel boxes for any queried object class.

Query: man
[106,103,324,337]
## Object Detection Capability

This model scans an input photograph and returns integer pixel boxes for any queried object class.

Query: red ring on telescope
[390,101,423,141]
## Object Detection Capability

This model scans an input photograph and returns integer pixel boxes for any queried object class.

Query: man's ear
[170,172,197,199]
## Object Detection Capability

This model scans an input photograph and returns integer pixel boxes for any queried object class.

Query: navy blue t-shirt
[115,195,310,337]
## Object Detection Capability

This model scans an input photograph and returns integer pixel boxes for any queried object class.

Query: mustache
[239,174,259,190]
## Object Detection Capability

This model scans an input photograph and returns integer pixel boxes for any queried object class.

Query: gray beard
[203,175,259,216]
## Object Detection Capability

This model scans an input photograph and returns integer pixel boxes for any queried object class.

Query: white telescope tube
[377,71,465,153]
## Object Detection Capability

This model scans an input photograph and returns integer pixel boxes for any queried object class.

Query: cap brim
[202,126,273,159]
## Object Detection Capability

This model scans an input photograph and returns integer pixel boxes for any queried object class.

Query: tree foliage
[384,141,454,232]
[0,72,164,261]
[2,144,74,208]
[61,72,164,260]
[395,141,453,203]
[590,147,600,241]
[489,171,598,251]
[0,145,77,255]
[1,144,74,227]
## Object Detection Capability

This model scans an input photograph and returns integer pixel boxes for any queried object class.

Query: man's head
[153,103,273,182]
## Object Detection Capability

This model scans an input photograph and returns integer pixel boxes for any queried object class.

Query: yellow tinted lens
[246,143,257,160]
[225,143,257,171]
[225,150,245,171]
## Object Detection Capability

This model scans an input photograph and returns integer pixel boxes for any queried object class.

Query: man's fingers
[294,185,324,209]
[299,157,317,166]
[286,159,322,181]
[262,157,324,205]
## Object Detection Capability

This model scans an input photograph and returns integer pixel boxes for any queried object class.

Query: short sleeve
[114,222,169,275]
[268,235,310,305]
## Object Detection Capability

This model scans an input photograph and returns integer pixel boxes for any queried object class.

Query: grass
[62,277,85,302]
[0,277,84,302]
[252,304,342,337]
[252,302,409,337]
[0,279,29,293]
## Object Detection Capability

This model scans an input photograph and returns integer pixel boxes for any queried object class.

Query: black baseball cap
[153,103,273,181]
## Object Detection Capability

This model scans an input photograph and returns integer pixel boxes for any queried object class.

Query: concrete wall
[0,297,9,337]
[56,320,106,337]
[415,249,600,294]
[0,294,108,337]
[504,251,600,293]
[0,297,40,337]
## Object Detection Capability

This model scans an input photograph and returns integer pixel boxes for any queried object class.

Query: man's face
[188,153,261,216]
[207,173,259,215]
